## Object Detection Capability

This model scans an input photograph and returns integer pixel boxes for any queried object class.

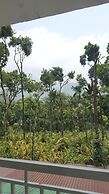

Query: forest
[0,26,109,167]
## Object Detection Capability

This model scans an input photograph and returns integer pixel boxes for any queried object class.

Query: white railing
[0,158,108,194]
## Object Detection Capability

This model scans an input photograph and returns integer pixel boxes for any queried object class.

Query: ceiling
[0,0,109,26]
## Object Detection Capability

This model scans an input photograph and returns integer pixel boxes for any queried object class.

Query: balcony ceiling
[0,0,109,26]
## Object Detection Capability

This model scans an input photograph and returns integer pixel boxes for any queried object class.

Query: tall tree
[80,42,100,136]
[72,74,87,131]
[9,36,33,139]
[40,68,56,131]
[26,80,44,159]
[1,70,21,108]
[51,67,75,135]
[88,53,109,139]
[0,26,13,134]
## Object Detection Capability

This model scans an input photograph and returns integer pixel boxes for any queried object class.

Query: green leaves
[0,26,13,39]
[80,42,100,65]
[105,43,109,63]
[80,54,86,66]
[84,42,100,62]
[51,67,64,82]
[93,137,108,167]
[21,37,33,56]
[40,67,64,89]
[67,71,75,79]
[40,68,54,89]
[0,42,9,68]
[9,36,20,47]
[9,36,33,56]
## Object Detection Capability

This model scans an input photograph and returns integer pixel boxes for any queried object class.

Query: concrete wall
[0,0,109,26]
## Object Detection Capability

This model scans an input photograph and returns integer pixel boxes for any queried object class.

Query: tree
[72,74,87,131]
[40,68,56,132]
[25,80,44,160]
[0,26,13,134]
[51,67,64,134]
[40,67,75,134]
[93,137,108,167]
[88,61,109,139]
[51,67,75,135]
[80,42,100,136]
[72,74,87,99]
[1,70,21,108]
[105,43,109,64]
[0,43,9,133]
[9,36,33,139]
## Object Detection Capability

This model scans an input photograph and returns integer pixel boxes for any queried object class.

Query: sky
[6,3,109,81]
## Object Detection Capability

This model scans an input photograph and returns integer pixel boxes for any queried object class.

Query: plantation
[0,26,109,167]
[0,129,108,167]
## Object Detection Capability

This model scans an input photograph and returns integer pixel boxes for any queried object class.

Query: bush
[92,137,108,167]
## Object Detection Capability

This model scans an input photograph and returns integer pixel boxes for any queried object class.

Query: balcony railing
[0,158,108,194]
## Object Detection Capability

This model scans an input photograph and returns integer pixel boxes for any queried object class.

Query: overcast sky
[6,3,109,81]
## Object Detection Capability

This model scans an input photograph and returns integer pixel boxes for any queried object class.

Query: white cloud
[6,27,109,81]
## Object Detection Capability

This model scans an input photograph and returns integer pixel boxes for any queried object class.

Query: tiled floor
[0,167,109,194]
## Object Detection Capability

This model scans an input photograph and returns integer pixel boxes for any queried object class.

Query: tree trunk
[59,84,64,136]
[93,61,98,137]
[31,130,35,160]
[99,92,104,141]
[49,88,53,133]
[37,100,40,132]
[20,64,25,139]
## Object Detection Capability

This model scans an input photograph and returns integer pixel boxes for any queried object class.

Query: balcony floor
[0,167,109,194]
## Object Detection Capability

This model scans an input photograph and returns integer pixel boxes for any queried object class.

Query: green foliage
[93,137,108,167]
[0,27,109,167]
[80,54,86,66]
[40,68,55,90]
[84,42,100,62]
[0,129,108,166]
[105,43,109,63]
[51,67,64,82]
[67,71,75,79]
[98,64,109,87]
[9,36,33,56]
[2,70,21,105]
[20,37,33,56]
[0,42,9,68]
[80,42,100,65]
[0,26,13,39]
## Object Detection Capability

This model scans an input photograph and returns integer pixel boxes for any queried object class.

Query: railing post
[40,187,43,194]
[24,170,28,194]
[11,183,15,194]
[0,182,2,194]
